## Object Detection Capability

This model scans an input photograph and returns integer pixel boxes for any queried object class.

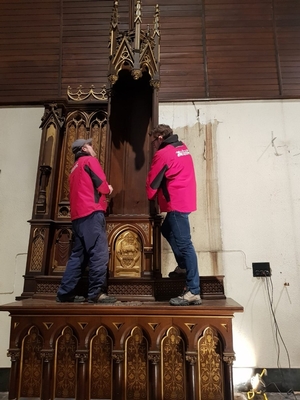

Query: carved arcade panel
[4,299,241,400]
[57,109,108,220]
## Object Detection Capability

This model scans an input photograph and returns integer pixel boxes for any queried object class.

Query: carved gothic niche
[56,109,108,220]
[34,103,65,217]
[107,0,160,216]
[104,0,162,297]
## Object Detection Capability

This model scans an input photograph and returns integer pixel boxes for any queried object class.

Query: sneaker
[169,290,202,306]
[56,295,86,303]
[168,266,187,278]
[88,293,117,304]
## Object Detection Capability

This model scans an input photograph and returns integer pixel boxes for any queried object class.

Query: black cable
[263,274,297,399]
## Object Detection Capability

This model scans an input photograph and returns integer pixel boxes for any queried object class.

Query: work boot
[169,289,202,306]
[56,295,86,303]
[88,293,117,304]
[168,266,186,278]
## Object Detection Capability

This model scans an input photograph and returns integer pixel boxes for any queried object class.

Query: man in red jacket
[56,138,116,303]
[146,124,201,306]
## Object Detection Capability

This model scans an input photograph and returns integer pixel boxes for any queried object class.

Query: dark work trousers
[57,211,109,301]
[161,211,200,295]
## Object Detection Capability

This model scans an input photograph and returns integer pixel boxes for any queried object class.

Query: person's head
[150,124,173,149]
[71,138,96,157]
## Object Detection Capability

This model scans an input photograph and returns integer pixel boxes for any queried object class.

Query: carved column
[112,351,125,400]
[148,351,161,400]
[186,352,198,400]
[223,353,236,400]
[75,350,89,400]
[7,349,20,400]
[40,349,54,400]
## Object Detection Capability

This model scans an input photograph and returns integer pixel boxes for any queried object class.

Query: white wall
[160,100,300,385]
[0,102,299,384]
[0,107,43,367]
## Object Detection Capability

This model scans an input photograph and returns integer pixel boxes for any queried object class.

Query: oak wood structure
[2,298,243,400]
[0,1,244,400]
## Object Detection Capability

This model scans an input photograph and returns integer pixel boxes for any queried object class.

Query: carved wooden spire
[108,0,160,87]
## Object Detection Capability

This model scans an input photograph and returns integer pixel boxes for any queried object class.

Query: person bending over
[146,124,201,306]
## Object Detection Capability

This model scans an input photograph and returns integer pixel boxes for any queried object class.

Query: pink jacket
[146,135,197,213]
[69,153,110,220]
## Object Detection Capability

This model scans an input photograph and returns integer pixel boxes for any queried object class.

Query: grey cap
[71,138,92,154]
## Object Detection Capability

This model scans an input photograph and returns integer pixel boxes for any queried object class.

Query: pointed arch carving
[161,326,185,400]
[125,326,148,400]
[54,326,78,398]
[198,326,224,400]
[89,326,113,400]
[19,326,43,398]
[58,109,107,206]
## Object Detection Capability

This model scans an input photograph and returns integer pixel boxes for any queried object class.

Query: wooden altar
[0,2,243,399]
[1,297,243,400]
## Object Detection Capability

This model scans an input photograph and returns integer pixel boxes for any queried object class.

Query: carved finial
[153,4,160,38]
[134,0,142,24]
[111,0,119,30]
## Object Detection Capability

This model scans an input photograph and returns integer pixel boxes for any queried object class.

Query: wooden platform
[0,298,243,400]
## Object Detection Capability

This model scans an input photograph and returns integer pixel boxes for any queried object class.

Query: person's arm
[146,152,168,200]
[84,157,111,195]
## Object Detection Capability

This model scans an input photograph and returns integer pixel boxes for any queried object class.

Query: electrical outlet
[252,262,271,277]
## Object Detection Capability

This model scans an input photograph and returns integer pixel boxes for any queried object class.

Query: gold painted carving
[7,349,20,362]
[67,85,108,102]
[54,326,77,398]
[223,353,235,366]
[186,353,198,365]
[60,111,107,204]
[43,322,53,330]
[185,323,197,332]
[40,349,54,362]
[198,326,223,400]
[221,323,228,332]
[112,322,124,330]
[162,326,185,400]
[90,326,112,399]
[136,222,150,239]
[112,351,124,363]
[20,326,43,398]
[29,228,45,272]
[114,230,142,277]
[78,322,88,330]
[125,326,148,400]
[52,228,73,273]
[148,322,159,331]
[148,352,160,364]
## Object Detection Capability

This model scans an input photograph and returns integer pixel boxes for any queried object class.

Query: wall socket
[252,262,271,277]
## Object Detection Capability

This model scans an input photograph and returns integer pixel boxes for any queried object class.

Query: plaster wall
[0,102,299,384]
[0,107,42,367]
[160,100,300,385]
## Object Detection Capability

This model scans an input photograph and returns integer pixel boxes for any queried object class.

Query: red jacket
[69,153,110,220]
[146,135,197,212]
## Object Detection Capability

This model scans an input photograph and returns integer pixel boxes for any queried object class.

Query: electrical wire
[263,273,297,399]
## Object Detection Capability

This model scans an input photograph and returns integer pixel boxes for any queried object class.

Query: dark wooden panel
[0,0,61,102]
[204,0,280,98]
[1,0,300,104]
[275,0,300,96]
